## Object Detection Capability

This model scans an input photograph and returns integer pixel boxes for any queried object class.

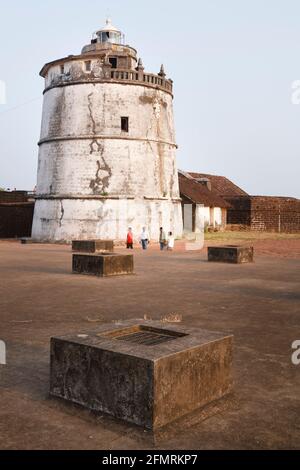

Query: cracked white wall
[32,78,183,242]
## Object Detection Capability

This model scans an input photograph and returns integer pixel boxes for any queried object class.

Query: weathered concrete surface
[208,245,254,264]
[50,321,233,429]
[32,197,182,244]
[72,240,114,253]
[72,253,134,277]
[0,239,299,449]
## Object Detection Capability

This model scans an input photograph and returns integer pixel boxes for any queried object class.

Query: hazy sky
[0,0,299,197]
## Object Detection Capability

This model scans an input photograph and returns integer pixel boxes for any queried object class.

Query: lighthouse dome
[94,19,124,45]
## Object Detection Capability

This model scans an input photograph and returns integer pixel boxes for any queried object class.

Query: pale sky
[0,0,299,197]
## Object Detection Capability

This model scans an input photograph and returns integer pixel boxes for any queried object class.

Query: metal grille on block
[100,325,188,346]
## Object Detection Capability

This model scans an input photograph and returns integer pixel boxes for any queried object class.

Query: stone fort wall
[226,196,300,233]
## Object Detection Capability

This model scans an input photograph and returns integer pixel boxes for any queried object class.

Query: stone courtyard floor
[0,235,299,450]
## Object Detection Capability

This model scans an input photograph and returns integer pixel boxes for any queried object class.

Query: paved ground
[0,238,299,449]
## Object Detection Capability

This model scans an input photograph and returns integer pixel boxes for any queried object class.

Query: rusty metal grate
[116,330,179,346]
[100,325,188,346]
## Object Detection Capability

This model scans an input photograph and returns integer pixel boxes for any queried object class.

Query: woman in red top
[126,228,133,249]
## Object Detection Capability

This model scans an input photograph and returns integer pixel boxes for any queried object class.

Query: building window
[121,117,129,132]
[60,64,65,74]
[109,57,118,69]
[85,61,92,72]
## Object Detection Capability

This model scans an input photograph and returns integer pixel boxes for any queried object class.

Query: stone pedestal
[72,253,134,277]
[72,240,114,253]
[50,320,233,429]
[208,245,254,264]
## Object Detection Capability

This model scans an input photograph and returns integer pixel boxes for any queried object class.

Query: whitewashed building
[178,171,230,231]
[32,20,183,242]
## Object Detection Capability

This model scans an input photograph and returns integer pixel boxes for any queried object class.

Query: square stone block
[50,320,233,429]
[72,240,114,253]
[72,253,134,277]
[208,245,254,264]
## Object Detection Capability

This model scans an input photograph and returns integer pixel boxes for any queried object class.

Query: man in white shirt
[140,227,150,250]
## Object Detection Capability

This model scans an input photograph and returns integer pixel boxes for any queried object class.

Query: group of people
[126,227,174,251]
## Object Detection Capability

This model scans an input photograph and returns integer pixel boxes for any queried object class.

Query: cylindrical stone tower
[32,20,183,242]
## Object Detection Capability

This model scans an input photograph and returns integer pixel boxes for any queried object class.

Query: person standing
[167,231,175,251]
[159,227,167,251]
[140,227,150,250]
[126,227,133,249]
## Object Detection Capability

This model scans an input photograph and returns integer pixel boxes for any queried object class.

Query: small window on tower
[109,58,118,69]
[60,65,65,74]
[121,117,129,132]
[85,61,92,72]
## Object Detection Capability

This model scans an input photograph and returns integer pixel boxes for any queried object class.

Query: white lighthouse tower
[32,20,183,242]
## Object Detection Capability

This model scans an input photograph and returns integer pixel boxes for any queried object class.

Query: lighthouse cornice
[43,74,173,97]
[40,46,138,77]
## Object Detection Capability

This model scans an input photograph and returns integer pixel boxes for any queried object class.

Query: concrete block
[72,240,114,253]
[72,253,134,277]
[50,320,233,429]
[208,245,254,264]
